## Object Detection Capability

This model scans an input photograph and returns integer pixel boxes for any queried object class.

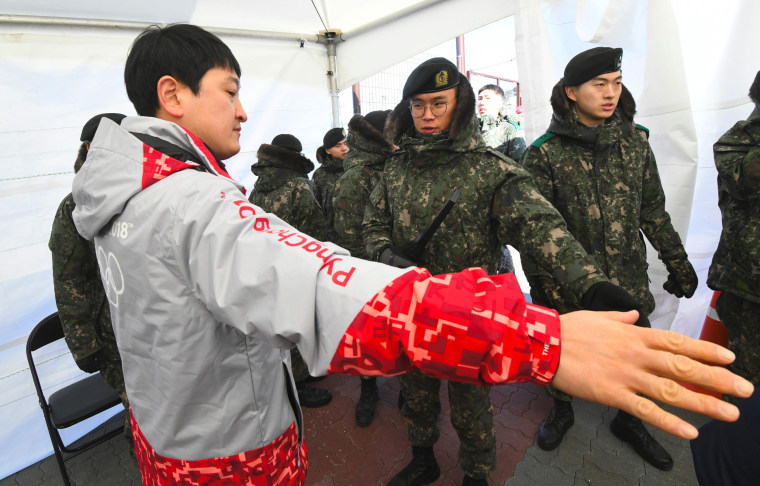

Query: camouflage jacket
[520,84,687,313]
[49,193,118,362]
[312,147,344,229]
[249,144,334,242]
[332,114,392,260]
[707,106,760,303]
[479,113,527,162]
[363,78,606,301]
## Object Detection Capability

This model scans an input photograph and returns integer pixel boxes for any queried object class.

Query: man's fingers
[619,394,699,439]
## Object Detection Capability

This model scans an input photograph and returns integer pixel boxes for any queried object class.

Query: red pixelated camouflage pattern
[131,412,307,485]
[329,267,560,386]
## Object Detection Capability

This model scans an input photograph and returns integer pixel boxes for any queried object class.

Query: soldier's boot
[537,399,574,450]
[387,446,440,486]
[296,381,333,408]
[610,410,673,471]
[355,377,379,427]
[462,475,488,486]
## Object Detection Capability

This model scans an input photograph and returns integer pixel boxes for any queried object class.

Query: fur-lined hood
[251,143,314,192]
[384,75,479,149]
[343,114,393,171]
[547,79,637,144]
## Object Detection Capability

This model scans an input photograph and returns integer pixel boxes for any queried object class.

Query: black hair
[74,142,88,173]
[478,84,504,98]
[124,23,242,116]
[749,70,760,106]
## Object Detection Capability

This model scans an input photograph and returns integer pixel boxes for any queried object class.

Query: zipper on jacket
[282,361,304,467]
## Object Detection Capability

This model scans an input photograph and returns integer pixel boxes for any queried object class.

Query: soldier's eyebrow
[591,74,623,82]
[411,94,451,102]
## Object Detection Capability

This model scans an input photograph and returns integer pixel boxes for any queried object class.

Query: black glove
[75,350,102,374]
[377,247,416,269]
[662,257,698,298]
[581,281,650,328]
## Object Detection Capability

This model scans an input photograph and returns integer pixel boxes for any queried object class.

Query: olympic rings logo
[97,246,125,307]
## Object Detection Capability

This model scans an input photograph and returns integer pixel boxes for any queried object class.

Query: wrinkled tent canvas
[1,0,758,479]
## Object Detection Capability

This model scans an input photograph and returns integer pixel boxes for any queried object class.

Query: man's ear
[564,85,578,102]
[157,75,183,118]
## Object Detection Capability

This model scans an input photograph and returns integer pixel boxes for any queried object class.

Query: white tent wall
[515,0,760,335]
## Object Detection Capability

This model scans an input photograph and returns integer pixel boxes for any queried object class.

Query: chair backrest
[27,312,65,355]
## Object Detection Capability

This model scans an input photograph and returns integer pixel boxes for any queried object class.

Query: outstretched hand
[552,310,754,440]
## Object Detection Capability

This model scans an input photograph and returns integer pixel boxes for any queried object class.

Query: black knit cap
[323,127,346,148]
[80,113,126,143]
[403,57,461,99]
[563,47,623,86]
[364,110,391,133]
[271,133,302,152]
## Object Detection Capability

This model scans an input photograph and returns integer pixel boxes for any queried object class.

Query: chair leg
[51,442,72,486]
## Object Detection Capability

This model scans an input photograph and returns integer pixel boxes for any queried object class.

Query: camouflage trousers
[399,368,495,479]
[290,347,310,383]
[99,353,133,451]
[715,292,760,385]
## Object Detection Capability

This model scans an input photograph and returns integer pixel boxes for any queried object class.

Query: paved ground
[1,373,708,485]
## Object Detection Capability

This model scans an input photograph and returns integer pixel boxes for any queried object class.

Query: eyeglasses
[410,100,448,118]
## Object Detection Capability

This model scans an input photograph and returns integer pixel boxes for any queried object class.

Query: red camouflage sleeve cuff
[524,303,561,385]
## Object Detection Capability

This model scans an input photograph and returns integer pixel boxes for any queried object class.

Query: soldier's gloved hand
[662,257,698,298]
[378,247,416,269]
[75,351,102,374]
[581,281,650,328]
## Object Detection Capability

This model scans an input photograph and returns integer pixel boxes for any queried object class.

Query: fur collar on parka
[384,75,477,145]
[547,79,637,144]
[251,144,315,193]
[251,143,314,175]
[343,114,393,172]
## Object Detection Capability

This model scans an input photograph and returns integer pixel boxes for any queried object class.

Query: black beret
[80,113,127,143]
[364,110,391,133]
[563,47,623,86]
[271,133,302,152]
[403,57,461,99]
[323,127,347,148]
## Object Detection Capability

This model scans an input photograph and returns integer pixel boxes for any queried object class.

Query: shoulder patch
[635,123,650,138]
[530,132,556,148]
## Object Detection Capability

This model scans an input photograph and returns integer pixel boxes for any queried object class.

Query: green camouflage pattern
[249,144,334,244]
[400,368,495,479]
[520,109,689,314]
[479,113,527,162]
[332,123,390,260]
[363,82,606,476]
[708,107,760,304]
[312,148,344,230]
[49,194,128,406]
[363,119,606,298]
[715,292,760,384]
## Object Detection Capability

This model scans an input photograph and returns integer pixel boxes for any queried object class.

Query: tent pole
[324,35,341,127]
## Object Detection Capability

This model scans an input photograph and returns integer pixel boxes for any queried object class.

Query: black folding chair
[26,312,124,486]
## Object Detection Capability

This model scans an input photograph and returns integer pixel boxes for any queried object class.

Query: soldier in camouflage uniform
[708,69,760,386]
[477,84,527,162]
[477,84,525,275]
[48,113,132,450]
[363,57,646,486]
[248,134,333,408]
[520,47,698,471]
[313,127,349,229]
[332,110,393,427]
